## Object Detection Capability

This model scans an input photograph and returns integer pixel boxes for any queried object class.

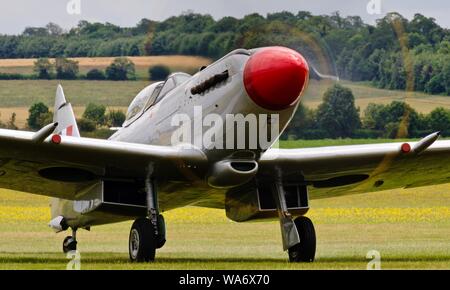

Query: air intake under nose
[243,47,309,111]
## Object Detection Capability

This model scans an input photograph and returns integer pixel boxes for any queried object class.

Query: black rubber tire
[63,236,77,253]
[156,215,166,249]
[129,218,156,262]
[288,216,316,263]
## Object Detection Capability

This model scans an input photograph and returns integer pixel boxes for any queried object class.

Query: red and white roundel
[60,126,74,137]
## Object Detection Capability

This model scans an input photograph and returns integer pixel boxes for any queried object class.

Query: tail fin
[53,85,80,137]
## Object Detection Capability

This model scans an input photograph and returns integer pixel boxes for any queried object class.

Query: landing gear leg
[272,182,301,251]
[128,176,166,262]
[145,178,166,249]
[272,182,316,262]
[63,228,78,254]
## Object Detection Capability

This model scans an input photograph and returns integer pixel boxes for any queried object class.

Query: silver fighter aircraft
[0,46,447,262]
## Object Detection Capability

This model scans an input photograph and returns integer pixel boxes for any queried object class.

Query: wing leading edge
[0,128,207,200]
[259,138,450,199]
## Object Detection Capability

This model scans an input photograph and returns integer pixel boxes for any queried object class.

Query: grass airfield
[0,184,449,270]
[0,62,449,269]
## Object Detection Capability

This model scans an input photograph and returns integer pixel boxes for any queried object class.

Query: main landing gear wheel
[63,236,77,253]
[129,218,156,262]
[288,216,316,263]
[156,214,166,249]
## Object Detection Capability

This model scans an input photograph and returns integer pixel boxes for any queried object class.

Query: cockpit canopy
[125,73,191,125]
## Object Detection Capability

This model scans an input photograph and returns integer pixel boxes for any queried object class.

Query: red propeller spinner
[243,46,309,111]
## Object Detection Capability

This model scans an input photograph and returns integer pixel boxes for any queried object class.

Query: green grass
[0,184,449,270]
[0,78,449,110]
[0,80,148,107]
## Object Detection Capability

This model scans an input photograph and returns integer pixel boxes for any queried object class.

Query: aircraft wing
[259,137,450,199]
[0,128,207,200]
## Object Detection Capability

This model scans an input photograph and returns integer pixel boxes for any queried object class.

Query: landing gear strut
[272,182,316,262]
[63,228,78,253]
[128,176,166,262]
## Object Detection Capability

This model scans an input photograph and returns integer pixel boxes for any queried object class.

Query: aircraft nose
[243,47,309,111]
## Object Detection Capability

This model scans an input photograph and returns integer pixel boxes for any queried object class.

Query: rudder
[53,85,80,137]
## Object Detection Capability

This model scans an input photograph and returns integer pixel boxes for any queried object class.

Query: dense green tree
[77,118,97,132]
[107,110,126,127]
[55,58,79,79]
[425,74,446,94]
[444,62,450,95]
[283,104,318,139]
[409,14,444,44]
[210,17,239,33]
[86,69,106,80]
[132,19,157,35]
[427,107,450,133]
[27,102,50,130]
[33,58,54,79]
[316,84,360,138]
[362,101,423,137]
[46,23,64,36]
[105,57,136,80]
[362,103,389,131]
[149,65,171,81]
[83,103,106,125]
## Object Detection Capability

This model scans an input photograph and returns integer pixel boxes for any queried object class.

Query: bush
[86,69,106,80]
[77,118,97,132]
[33,58,53,79]
[425,74,446,95]
[0,73,35,80]
[105,57,136,81]
[55,58,79,80]
[83,103,106,125]
[107,110,126,127]
[384,122,401,139]
[149,65,171,81]
[27,102,50,130]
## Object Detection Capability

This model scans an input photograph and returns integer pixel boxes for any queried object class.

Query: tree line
[283,84,450,140]
[0,57,171,81]
[0,12,449,94]
[12,84,449,140]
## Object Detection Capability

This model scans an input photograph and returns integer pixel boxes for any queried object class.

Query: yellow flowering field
[0,185,449,225]
[0,205,449,225]
[0,206,50,222]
